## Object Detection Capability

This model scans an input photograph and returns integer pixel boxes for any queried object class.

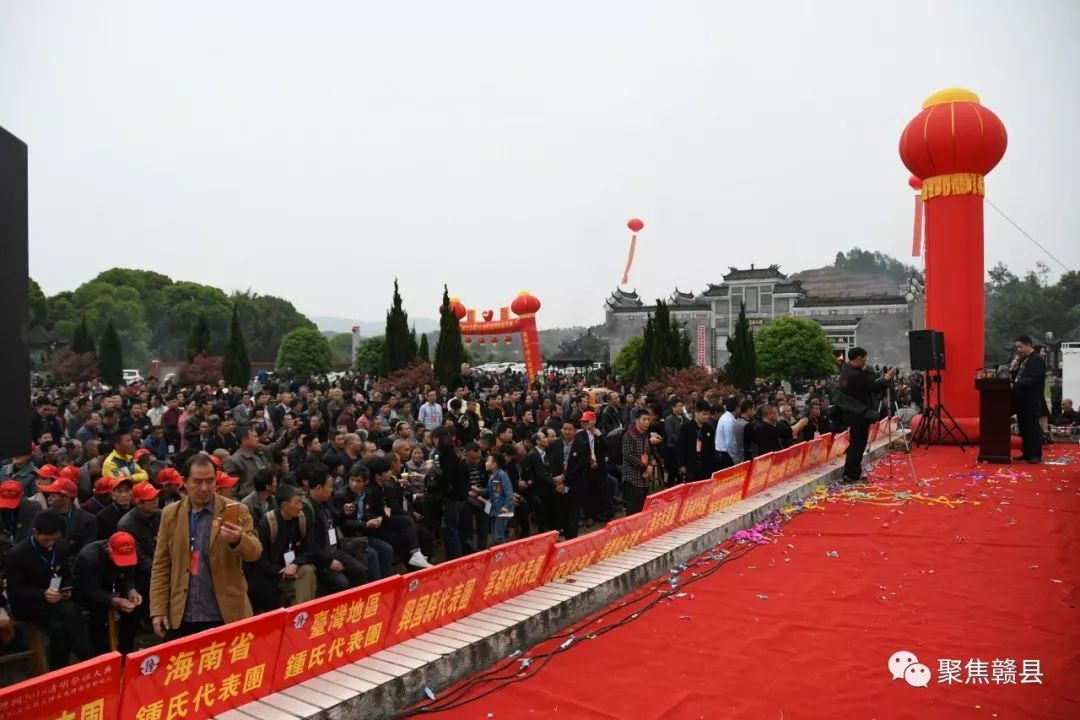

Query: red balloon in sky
[627,218,644,232]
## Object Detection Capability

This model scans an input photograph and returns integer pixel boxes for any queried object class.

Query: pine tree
[99,320,124,387]
[382,279,413,374]
[187,311,211,362]
[724,303,757,389]
[408,325,419,360]
[637,315,657,386]
[433,285,467,387]
[222,305,251,388]
[71,315,95,355]
[418,333,430,364]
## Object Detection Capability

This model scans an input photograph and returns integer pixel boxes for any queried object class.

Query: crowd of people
[2,355,1072,675]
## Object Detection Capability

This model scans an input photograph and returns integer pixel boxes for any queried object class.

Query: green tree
[29,278,48,328]
[276,327,333,377]
[382,279,414,373]
[49,282,151,368]
[611,335,644,381]
[187,311,211,362]
[755,316,836,381]
[725,303,757,389]
[328,333,355,364]
[99,320,124,387]
[833,247,916,282]
[433,286,467,387]
[354,336,386,375]
[222,305,251,388]
[231,291,317,361]
[417,333,430,364]
[70,315,96,356]
[408,326,419,360]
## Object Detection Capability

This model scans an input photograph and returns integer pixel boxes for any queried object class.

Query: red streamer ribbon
[621,234,637,284]
[912,195,923,257]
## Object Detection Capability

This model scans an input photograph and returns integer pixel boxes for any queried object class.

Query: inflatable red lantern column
[511,291,543,380]
[899,88,1007,426]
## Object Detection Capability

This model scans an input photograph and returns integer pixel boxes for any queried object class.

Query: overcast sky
[2,1,1077,328]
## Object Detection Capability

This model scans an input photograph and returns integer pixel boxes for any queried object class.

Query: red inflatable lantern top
[908,175,923,191]
[511,291,541,316]
[627,218,644,233]
[899,88,1007,180]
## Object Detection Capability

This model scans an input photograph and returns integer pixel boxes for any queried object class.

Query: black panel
[0,126,30,458]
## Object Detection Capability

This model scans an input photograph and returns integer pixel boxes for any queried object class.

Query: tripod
[910,370,971,450]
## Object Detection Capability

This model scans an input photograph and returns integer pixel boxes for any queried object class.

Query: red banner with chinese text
[830,430,851,460]
[0,652,121,720]
[804,433,832,468]
[742,453,774,498]
[540,529,608,583]
[597,510,654,560]
[708,463,750,513]
[639,484,688,541]
[783,442,809,480]
[273,575,403,691]
[676,480,713,524]
[387,551,492,644]
[765,449,789,488]
[120,610,285,720]
[477,531,557,607]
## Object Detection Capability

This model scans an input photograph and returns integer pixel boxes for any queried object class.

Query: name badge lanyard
[30,536,58,576]
[189,510,200,575]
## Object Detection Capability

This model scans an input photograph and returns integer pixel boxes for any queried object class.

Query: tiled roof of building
[772,281,805,295]
[722,264,786,281]
[702,284,729,297]
[605,287,644,309]
[794,294,909,308]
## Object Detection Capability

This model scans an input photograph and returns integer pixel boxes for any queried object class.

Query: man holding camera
[836,347,895,483]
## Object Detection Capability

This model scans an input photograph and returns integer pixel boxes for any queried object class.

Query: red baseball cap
[581,411,597,423]
[58,465,79,482]
[0,480,23,510]
[93,478,113,496]
[40,477,78,499]
[36,464,61,480]
[109,476,134,491]
[133,448,151,461]
[209,455,223,469]
[131,482,160,503]
[215,471,238,489]
[107,531,138,567]
[157,468,184,487]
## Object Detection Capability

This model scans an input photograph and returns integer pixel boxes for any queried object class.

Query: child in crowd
[485,451,515,545]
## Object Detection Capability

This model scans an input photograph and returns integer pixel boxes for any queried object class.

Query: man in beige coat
[149,454,262,639]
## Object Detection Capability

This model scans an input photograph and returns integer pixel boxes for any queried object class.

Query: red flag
[912,195,923,256]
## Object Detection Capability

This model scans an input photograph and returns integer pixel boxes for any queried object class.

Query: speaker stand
[911,371,971,450]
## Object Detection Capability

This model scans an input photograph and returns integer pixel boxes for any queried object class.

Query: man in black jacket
[248,484,316,611]
[301,463,365,594]
[4,511,93,669]
[677,402,717,481]
[117,481,161,604]
[95,477,133,541]
[521,431,556,532]
[433,427,468,560]
[836,347,896,482]
[73,531,143,654]
[563,412,606,539]
[39,476,98,571]
[1011,335,1046,463]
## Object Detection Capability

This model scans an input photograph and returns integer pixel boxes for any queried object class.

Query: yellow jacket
[102,449,149,484]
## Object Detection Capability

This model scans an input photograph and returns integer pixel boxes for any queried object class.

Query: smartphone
[49,576,62,592]
[223,503,240,526]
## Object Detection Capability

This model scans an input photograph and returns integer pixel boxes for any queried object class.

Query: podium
[976,377,1012,463]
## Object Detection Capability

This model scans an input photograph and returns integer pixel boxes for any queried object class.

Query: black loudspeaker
[0,126,31,458]
[909,329,946,371]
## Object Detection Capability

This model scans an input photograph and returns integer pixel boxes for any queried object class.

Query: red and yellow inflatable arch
[449,291,543,381]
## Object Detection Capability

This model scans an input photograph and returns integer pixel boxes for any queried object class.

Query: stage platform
[212,434,900,720]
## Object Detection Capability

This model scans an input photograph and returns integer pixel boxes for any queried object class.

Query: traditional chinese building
[604,264,924,371]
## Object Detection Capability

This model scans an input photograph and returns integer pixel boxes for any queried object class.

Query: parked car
[122,369,144,386]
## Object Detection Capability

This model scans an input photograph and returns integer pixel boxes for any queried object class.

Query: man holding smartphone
[3,510,93,669]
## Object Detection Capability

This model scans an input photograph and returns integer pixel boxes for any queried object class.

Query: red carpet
[431,444,1080,720]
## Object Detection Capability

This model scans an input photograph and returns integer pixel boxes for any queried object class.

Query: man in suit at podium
[1011,335,1046,464]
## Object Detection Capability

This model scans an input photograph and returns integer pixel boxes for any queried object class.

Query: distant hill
[309,315,439,336]
[788,267,909,297]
